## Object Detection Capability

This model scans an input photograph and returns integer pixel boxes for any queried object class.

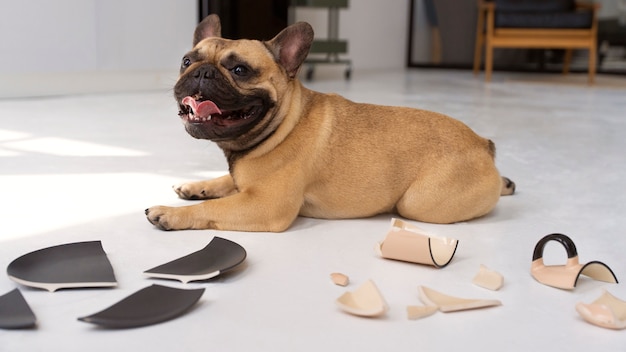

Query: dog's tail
[500,177,516,196]
[488,140,515,196]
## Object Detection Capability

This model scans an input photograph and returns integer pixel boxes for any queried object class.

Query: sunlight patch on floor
[0,173,182,241]
[3,136,147,157]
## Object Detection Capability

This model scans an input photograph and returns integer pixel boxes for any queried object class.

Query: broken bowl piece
[576,290,626,330]
[330,273,350,287]
[472,265,504,291]
[78,284,205,328]
[418,286,501,312]
[336,280,388,317]
[376,218,458,268]
[406,305,438,320]
[531,233,618,290]
[0,288,37,329]
[7,241,117,292]
[144,236,247,283]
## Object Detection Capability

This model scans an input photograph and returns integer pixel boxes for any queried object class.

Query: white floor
[1,69,625,351]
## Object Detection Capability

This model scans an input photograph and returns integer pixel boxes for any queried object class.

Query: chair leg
[473,34,483,75]
[563,49,572,75]
[588,44,597,84]
[485,44,493,82]
[473,5,486,77]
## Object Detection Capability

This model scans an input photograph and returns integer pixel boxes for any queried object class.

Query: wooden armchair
[473,0,600,84]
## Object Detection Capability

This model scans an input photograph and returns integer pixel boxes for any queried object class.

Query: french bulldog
[145,14,515,232]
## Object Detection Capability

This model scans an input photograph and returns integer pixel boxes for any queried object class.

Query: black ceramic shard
[0,288,37,329]
[7,241,117,292]
[144,236,247,283]
[78,284,204,328]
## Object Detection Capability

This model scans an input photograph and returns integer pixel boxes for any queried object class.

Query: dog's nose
[193,65,218,80]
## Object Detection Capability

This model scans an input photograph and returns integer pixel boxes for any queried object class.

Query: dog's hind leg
[395,162,503,224]
[173,174,238,200]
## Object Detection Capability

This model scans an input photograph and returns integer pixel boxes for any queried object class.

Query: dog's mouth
[177,94,270,141]
[178,95,263,125]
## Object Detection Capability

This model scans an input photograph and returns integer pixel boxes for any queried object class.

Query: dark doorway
[198,0,289,40]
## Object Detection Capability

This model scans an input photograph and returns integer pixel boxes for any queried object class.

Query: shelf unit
[290,0,352,80]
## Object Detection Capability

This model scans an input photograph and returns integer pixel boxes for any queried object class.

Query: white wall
[0,0,408,97]
[0,0,196,73]
[0,0,99,73]
[94,0,197,71]
[0,0,196,97]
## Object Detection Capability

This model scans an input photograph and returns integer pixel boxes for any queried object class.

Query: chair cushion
[495,11,593,28]
[494,0,575,12]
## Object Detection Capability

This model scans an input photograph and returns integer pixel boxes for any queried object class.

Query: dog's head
[174,14,313,151]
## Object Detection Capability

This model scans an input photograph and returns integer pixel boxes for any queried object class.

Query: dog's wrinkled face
[174,15,313,152]
[174,39,276,143]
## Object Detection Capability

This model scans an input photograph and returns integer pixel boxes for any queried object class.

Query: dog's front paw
[173,182,210,200]
[145,206,187,231]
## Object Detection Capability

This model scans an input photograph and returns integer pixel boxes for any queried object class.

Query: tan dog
[145,15,515,232]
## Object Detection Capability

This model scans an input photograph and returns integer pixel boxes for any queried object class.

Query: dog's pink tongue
[182,96,222,118]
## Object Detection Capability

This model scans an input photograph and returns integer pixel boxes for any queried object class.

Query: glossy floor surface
[1,69,625,350]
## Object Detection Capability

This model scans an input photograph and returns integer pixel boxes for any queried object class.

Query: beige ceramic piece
[406,305,438,320]
[472,265,504,291]
[376,218,458,268]
[336,280,388,317]
[330,273,349,287]
[576,290,626,330]
[531,234,618,290]
[418,286,501,312]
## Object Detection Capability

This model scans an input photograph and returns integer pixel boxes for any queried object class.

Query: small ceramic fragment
[472,265,504,291]
[0,289,37,329]
[330,273,349,287]
[531,233,618,290]
[406,305,438,320]
[576,290,626,330]
[418,286,501,312]
[376,218,458,268]
[7,241,117,292]
[336,280,388,317]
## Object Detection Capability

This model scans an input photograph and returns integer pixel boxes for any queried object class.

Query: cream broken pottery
[576,290,626,330]
[418,286,501,312]
[406,305,438,320]
[330,273,349,287]
[336,280,388,317]
[472,265,504,291]
[531,233,618,290]
[376,218,458,268]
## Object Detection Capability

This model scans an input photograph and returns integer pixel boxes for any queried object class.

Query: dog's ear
[266,22,314,79]
[193,14,222,46]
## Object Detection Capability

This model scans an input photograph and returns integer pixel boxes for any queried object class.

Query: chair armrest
[477,0,494,11]
[575,2,601,12]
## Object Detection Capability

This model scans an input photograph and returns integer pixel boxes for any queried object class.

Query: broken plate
[144,237,247,283]
[418,286,501,312]
[472,265,504,291]
[576,290,626,330]
[336,280,388,317]
[78,284,205,328]
[0,288,37,329]
[376,218,458,268]
[7,241,117,292]
[531,233,618,290]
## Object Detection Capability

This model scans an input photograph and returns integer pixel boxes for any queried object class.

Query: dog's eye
[231,65,249,77]
[182,57,192,68]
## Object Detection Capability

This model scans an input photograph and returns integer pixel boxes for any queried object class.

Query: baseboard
[0,70,179,99]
